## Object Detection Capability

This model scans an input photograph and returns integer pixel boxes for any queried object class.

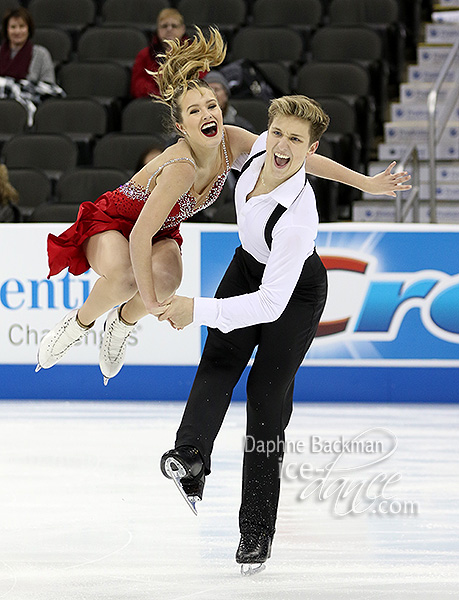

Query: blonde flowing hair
[151,27,226,129]
[0,165,19,206]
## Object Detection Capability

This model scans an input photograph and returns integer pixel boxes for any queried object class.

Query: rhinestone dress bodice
[112,133,231,229]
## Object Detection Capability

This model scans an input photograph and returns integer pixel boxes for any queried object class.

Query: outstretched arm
[226,126,411,198]
[306,155,411,197]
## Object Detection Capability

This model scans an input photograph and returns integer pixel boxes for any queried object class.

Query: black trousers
[176,245,327,536]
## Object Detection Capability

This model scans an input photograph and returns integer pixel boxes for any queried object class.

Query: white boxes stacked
[390,101,459,122]
[364,162,459,202]
[408,64,457,83]
[399,81,454,103]
[353,202,459,223]
[425,23,459,43]
[432,12,459,23]
[354,21,459,222]
[380,121,459,160]
[417,44,459,66]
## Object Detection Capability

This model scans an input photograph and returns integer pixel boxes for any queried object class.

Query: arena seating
[0,0,428,222]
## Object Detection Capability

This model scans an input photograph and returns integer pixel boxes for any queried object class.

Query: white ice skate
[36,308,92,371]
[99,307,136,386]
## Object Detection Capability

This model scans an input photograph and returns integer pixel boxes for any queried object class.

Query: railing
[427,38,459,223]
[397,144,420,222]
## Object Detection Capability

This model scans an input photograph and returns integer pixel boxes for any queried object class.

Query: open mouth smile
[274,152,290,168]
[201,121,218,137]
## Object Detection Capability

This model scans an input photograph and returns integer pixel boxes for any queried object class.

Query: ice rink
[0,400,458,600]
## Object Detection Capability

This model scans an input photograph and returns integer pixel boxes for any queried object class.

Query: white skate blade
[240,563,266,576]
[164,457,199,516]
[35,364,42,372]
[103,377,109,386]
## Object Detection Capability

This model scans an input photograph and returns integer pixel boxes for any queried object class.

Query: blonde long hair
[151,27,226,128]
[0,165,19,205]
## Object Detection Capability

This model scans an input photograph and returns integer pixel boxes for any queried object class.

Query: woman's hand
[145,301,170,317]
[364,161,412,197]
[158,296,194,329]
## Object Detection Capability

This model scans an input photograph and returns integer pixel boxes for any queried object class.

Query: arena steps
[354,11,459,222]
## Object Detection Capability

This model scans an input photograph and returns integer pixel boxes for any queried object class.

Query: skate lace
[104,319,133,361]
[47,316,88,358]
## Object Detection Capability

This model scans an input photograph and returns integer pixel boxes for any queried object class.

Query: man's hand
[145,301,170,317]
[365,161,412,197]
[158,296,194,329]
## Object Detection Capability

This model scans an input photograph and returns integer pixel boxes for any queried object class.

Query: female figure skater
[37,28,411,386]
[157,95,408,574]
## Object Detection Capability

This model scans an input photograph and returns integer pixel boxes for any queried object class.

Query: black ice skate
[160,446,205,515]
[236,532,272,576]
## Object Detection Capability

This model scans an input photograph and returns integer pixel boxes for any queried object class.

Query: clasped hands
[155,295,194,330]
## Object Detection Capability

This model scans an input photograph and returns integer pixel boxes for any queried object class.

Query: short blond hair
[268,95,329,144]
[156,8,184,28]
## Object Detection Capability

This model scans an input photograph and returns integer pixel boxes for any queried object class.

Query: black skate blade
[165,457,199,516]
[240,563,266,576]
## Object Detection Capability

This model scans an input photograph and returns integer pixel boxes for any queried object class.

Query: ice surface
[0,401,458,599]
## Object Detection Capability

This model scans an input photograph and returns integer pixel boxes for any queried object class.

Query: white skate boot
[99,306,136,386]
[36,309,92,371]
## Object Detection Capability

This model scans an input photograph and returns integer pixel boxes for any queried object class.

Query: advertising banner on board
[200,225,459,368]
[0,223,204,367]
[1,223,458,401]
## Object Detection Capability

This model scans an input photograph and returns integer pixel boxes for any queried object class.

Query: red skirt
[47,191,183,278]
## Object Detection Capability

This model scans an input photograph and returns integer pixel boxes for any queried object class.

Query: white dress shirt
[193,131,319,333]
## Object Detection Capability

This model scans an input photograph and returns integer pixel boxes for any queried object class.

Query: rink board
[1,223,459,403]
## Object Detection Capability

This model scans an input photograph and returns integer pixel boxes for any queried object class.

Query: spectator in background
[130,8,187,99]
[0,7,55,83]
[205,71,255,132]
[135,139,167,172]
[0,164,21,222]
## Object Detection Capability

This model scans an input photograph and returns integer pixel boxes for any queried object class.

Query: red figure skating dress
[47,134,231,278]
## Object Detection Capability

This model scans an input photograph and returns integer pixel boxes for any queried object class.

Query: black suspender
[264,204,287,250]
[264,174,307,250]
[240,150,266,176]
[240,149,306,251]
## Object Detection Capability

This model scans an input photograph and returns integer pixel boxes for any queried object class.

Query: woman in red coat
[130,8,187,99]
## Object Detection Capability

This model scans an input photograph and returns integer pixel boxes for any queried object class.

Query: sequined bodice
[112,133,231,229]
